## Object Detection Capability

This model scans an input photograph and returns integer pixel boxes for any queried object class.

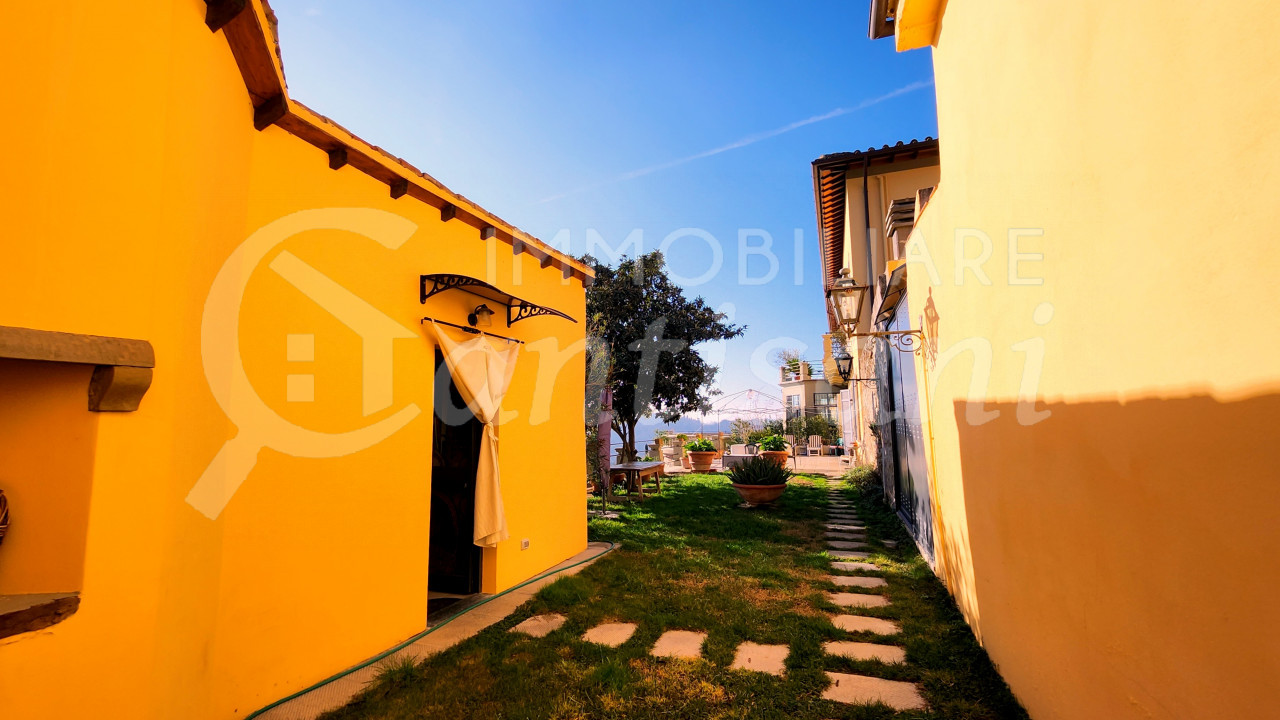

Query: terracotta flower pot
[761,450,789,468]
[732,483,787,506]
[688,451,716,472]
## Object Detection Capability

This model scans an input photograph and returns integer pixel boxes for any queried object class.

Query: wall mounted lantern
[468,304,494,328]
[833,344,855,383]
[828,268,869,332]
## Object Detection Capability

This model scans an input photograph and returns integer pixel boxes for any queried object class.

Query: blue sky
[271,0,938,402]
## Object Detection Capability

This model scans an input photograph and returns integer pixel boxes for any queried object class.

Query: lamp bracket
[847,329,925,354]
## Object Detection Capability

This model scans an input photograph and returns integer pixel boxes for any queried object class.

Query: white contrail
[536,79,934,204]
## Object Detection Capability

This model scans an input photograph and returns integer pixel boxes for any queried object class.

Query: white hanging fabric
[429,321,520,547]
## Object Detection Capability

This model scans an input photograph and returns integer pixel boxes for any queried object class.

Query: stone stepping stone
[883,540,898,549]
[829,514,860,521]
[826,524,866,532]
[832,561,879,572]
[832,614,900,636]
[827,540,867,550]
[822,671,925,710]
[510,614,566,638]
[828,592,889,608]
[582,622,638,647]
[829,575,886,589]
[651,630,707,659]
[729,641,789,676]
[825,532,866,541]
[828,550,871,560]
[823,640,906,664]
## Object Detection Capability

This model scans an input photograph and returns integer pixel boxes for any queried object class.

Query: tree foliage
[584,251,744,460]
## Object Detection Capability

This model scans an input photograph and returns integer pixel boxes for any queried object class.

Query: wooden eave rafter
[204,0,592,285]
[811,137,939,332]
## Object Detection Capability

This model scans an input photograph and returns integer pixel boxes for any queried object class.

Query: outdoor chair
[807,435,825,456]
[728,444,748,456]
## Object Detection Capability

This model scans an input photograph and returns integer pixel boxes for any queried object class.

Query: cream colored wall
[0,1,586,717]
[899,1,1280,718]
[841,164,940,328]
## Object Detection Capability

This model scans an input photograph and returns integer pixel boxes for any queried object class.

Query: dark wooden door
[429,350,483,595]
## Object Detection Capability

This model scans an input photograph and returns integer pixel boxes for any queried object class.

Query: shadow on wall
[948,392,1280,720]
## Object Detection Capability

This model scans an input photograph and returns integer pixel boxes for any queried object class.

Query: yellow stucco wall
[0,360,98,595]
[897,1,1280,717]
[0,2,586,718]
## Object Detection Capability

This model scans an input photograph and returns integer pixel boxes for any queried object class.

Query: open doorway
[427,349,484,623]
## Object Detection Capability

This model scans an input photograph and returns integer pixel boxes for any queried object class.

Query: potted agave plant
[728,455,793,506]
[685,438,717,472]
[757,434,790,468]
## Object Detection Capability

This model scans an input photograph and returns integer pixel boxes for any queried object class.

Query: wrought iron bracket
[508,300,565,325]
[420,274,576,328]
[848,329,925,354]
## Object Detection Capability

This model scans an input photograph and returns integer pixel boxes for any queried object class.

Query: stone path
[581,622,637,647]
[510,614,565,637]
[832,614,900,635]
[651,629,707,659]
[828,591,889,608]
[493,486,928,713]
[823,672,926,710]
[729,641,789,675]
[819,486,926,711]
[829,575,886,588]
[823,640,906,664]
[829,550,871,560]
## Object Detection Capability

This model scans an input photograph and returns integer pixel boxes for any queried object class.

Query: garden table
[607,461,666,506]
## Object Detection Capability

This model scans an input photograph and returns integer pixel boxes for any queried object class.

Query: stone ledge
[0,592,80,640]
[0,325,154,412]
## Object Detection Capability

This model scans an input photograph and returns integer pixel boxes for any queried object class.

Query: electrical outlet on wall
[520,538,530,550]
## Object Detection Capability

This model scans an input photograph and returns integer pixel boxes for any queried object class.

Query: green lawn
[320,473,1028,719]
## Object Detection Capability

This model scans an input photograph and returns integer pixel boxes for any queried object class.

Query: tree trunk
[615,418,638,462]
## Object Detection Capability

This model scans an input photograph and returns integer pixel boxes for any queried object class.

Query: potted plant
[685,438,717,472]
[757,434,789,468]
[728,455,793,506]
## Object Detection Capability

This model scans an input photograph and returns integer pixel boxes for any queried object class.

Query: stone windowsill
[0,592,80,640]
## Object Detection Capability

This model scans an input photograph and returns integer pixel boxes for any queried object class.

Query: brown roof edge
[868,0,896,40]
[812,137,939,169]
[811,160,839,332]
[205,0,592,282]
